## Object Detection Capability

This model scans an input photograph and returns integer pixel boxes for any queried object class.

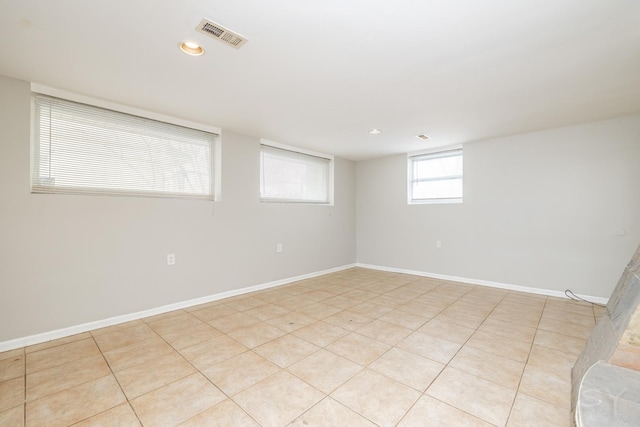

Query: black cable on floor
[564,289,607,308]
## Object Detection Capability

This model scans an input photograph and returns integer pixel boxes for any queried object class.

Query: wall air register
[196,18,248,49]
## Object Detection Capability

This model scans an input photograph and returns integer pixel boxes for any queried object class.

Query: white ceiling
[0,0,638,160]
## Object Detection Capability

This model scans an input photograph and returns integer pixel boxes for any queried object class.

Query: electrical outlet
[167,254,175,265]
[436,240,442,248]
[276,243,283,253]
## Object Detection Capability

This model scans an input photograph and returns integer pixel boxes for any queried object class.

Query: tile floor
[0,268,604,426]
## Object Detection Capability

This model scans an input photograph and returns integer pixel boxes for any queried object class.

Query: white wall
[0,75,356,343]
[356,116,640,298]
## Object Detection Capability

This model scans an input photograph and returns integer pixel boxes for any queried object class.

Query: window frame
[259,139,334,205]
[407,147,463,205]
[30,84,222,201]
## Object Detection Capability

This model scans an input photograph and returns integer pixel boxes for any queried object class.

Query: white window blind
[32,94,216,199]
[409,149,463,203]
[260,144,331,203]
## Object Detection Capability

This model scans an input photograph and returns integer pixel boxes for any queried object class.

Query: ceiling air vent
[196,18,248,49]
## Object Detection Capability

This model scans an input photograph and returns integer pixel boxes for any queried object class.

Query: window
[31,94,217,199]
[260,142,333,204]
[408,148,463,204]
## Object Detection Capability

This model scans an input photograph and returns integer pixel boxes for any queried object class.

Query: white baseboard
[356,263,609,305]
[0,263,357,352]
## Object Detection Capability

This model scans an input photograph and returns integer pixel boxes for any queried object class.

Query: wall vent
[196,18,248,49]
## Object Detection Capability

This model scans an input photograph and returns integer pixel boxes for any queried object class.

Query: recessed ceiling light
[369,129,382,135]
[179,41,205,56]
[416,134,430,140]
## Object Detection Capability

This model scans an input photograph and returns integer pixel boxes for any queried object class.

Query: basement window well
[260,140,334,204]
[408,147,463,204]
[31,90,220,200]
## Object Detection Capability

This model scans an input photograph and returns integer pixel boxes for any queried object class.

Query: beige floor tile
[489,309,541,328]
[465,330,531,363]
[450,345,525,390]
[369,294,408,309]
[0,352,23,382]
[130,373,225,426]
[26,338,100,374]
[184,299,224,312]
[263,311,316,333]
[27,354,111,401]
[442,302,493,319]
[161,322,223,350]
[544,300,594,317]
[342,289,380,302]
[415,294,457,308]
[145,312,204,336]
[293,321,349,347]
[25,332,92,354]
[533,330,586,356]
[227,322,287,348]
[273,294,315,311]
[518,364,571,409]
[323,311,374,331]
[396,300,444,318]
[271,293,314,311]
[114,351,196,399]
[326,333,391,366]
[234,371,324,427]
[223,296,267,311]
[541,310,595,328]
[503,297,546,308]
[398,395,494,427]
[417,319,475,345]
[507,393,570,427]
[0,377,24,412]
[323,295,360,310]
[385,288,425,302]
[379,309,431,330]
[254,334,320,368]
[477,318,537,343]
[427,367,516,426]
[295,302,343,320]
[347,302,394,318]
[190,304,238,322]
[92,323,158,353]
[433,312,485,330]
[593,305,607,320]
[103,335,175,372]
[288,349,362,394]
[369,347,444,391]
[0,348,23,362]
[398,331,461,364]
[202,351,279,395]
[26,375,125,427]
[73,403,141,426]
[495,300,544,314]
[290,397,377,427]
[355,319,412,346]
[526,345,576,379]
[0,405,24,427]
[537,317,593,339]
[207,312,261,333]
[179,335,248,371]
[91,320,145,337]
[179,399,259,426]
[331,369,420,426]
[244,303,290,321]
